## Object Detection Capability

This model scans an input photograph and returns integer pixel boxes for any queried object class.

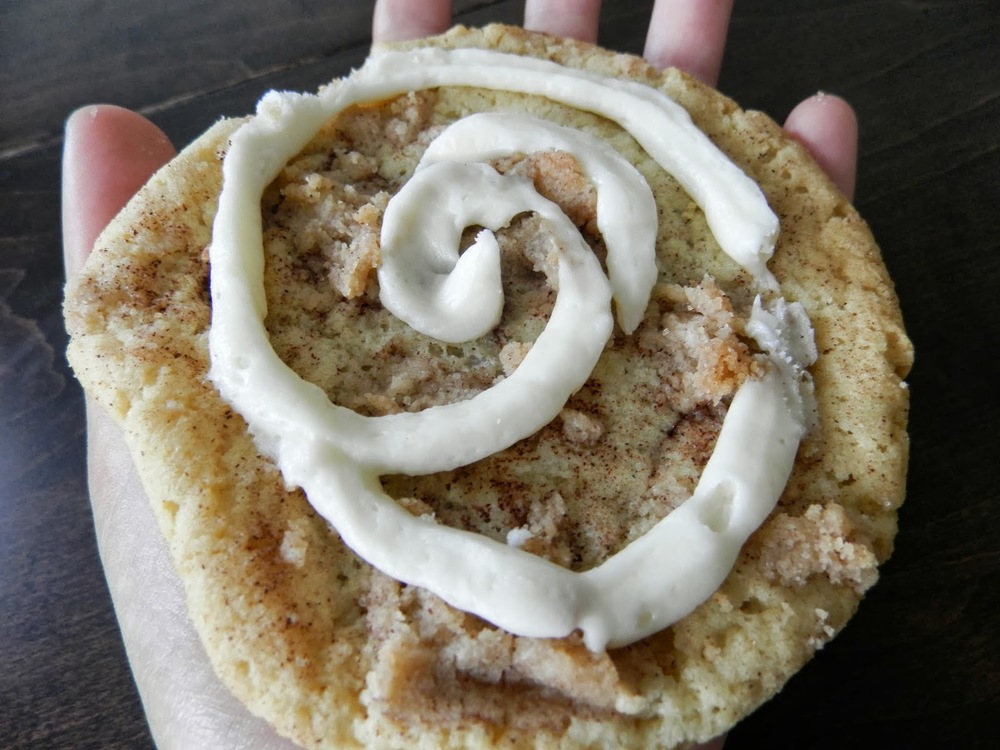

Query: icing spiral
[208,47,815,650]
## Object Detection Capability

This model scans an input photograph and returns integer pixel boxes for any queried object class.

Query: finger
[62,105,175,278]
[524,0,602,42]
[372,0,452,43]
[784,93,859,200]
[643,0,733,86]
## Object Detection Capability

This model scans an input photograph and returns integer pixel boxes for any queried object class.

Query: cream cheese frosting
[207,47,815,650]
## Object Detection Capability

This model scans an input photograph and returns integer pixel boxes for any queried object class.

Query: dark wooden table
[2,1,998,748]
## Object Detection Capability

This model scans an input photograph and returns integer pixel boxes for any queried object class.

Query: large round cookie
[65,23,912,750]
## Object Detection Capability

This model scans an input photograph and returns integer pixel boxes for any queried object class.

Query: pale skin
[62,1,857,748]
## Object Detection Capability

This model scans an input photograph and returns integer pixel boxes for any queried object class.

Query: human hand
[62,2,858,748]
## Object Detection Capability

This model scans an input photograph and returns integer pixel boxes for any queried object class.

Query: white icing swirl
[371,159,613,472]
[208,47,814,651]
[410,111,659,335]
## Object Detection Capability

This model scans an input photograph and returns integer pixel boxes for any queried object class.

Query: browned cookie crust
[65,24,912,750]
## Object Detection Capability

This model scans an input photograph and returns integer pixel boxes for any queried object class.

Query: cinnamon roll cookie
[65,24,912,750]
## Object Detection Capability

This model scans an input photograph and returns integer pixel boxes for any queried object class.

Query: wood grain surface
[1,1,997,748]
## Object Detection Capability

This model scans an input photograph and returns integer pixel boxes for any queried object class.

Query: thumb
[62,105,176,276]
